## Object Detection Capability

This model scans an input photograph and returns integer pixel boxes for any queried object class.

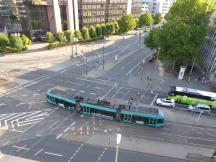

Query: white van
[188,104,211,114]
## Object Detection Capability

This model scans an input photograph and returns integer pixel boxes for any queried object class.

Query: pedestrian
[201,77,205,84]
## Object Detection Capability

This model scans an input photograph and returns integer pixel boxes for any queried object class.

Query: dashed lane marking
[34,148,43,156]
[151,94,158,106]
[97,147,107,162]
[68,144,84,162]
[44,151,63,157]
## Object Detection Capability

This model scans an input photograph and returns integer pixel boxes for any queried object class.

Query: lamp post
[139,32,141,49]
[115,134,121,162]
[92,42,94,53]
[102,44,105,69]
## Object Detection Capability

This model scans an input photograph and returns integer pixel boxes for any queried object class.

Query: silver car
[188,104,211,114]
[156,98,175,108]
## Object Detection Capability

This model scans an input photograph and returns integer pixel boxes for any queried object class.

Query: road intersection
[0,32,215,162]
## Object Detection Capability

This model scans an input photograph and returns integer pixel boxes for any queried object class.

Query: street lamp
[92,42,94,53]
[115,133,121,162]
[102,44,105,69]
[138,32,141,49]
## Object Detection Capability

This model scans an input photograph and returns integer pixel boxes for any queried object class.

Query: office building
[201,11,216,75]
[0,0,142,36]
[141,0,175,16]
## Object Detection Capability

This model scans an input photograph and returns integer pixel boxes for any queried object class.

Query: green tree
[119,14,136,33]
[139,12,154,27]
[65,30,73,42]
[45,32,54,43]
[106,23,114,35]
[74,30,82,40]
[95,24,102,36]
[159,0,215,69]
[0,34,9,52]
[114,21,120,33]
[81,27,90,40]
[144,28,160,49]
[154,13,163,24]
[101,24,107,36]
[89,26,96,38]
[56,32,65,44]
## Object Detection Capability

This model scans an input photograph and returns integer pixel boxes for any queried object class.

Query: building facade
[141,0,175,16]
[0,0,142,36]
[201,11,216,75]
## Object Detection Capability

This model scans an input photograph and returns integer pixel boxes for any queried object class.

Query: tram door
[123,114,132,122]
[83,106,90,115]
[149,118,157,125]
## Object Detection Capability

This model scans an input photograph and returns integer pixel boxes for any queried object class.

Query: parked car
[188,104,211,114]
[156,98,175,108]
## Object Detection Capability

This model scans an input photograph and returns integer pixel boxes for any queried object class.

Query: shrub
[101,24,107,36]
[56,32,65,44]
[45,32,55,43]
[74,30,82,40]
[65,30,73,42]
[95,24,102,36]
[89,26,96,38]
[21,35,31,47]
[6,46,21,53]
[9,34,23,52]
[48,41,60,49]
[81,27,90,40]
[114,21,120,34]
[0,34,9,52]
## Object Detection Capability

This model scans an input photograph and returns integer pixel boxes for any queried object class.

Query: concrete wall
[66,0,74,30]
[47,0,62,33]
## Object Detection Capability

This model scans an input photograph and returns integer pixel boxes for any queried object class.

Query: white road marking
[2,141,10,146]
[100,85,116,100]
[97,147,107,162]
[68,144,84,162]
[151,94,158,106]
[159,132,216,142]
[34,148,43,156]
[64,127,70,133]
[44,152,63,157]
[16,103,27,107]
[126,62,140,76]
[56,133,63,139]
[18,121,41,127]
[70,122,76,127]
[12,145,30,152]
[49,121,59,128]
[0,103,7,106]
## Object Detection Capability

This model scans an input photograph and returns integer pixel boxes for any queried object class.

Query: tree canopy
[139,12,154,27]
[154,13,163,24]
[145,0,215,69]
[119,14,136,33]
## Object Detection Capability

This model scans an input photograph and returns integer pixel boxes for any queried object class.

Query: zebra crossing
[0,110,49,132]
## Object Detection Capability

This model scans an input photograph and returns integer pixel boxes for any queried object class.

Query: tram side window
[157,119,164,124]
[47,95,55,103]
[132,115,149,124]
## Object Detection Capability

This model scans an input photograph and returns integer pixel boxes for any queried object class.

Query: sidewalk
[87,133,214,160]
[128,59,209,93]
[0,153,38,162]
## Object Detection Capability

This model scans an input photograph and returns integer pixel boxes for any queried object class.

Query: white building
[201,11,216,75]
[141,0,175,16]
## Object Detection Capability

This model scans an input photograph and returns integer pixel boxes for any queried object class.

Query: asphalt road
[0,33,215,162]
